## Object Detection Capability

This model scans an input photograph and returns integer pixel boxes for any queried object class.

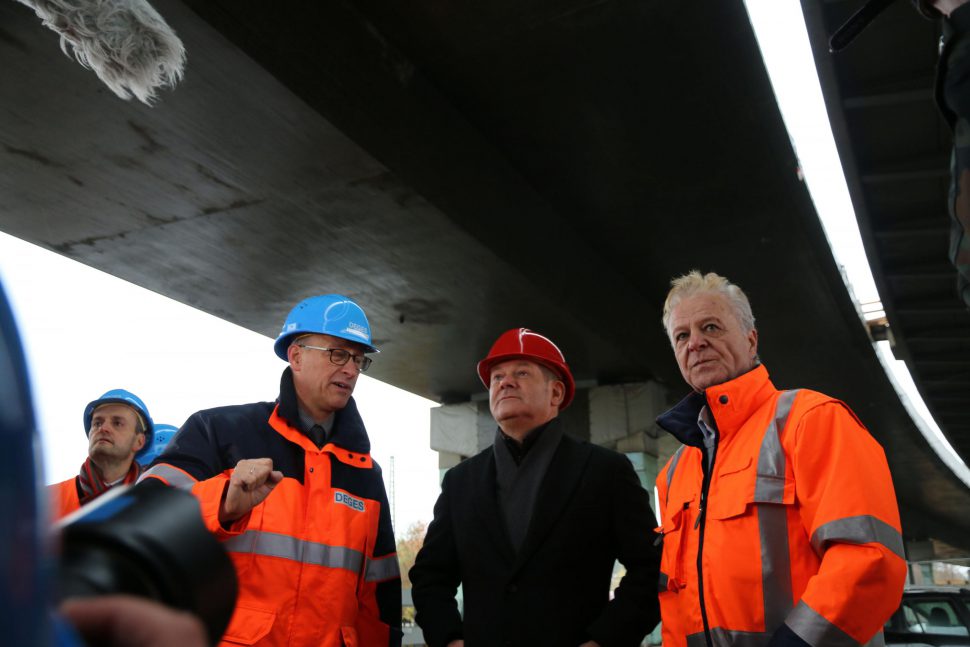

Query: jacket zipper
[697,439,718,647]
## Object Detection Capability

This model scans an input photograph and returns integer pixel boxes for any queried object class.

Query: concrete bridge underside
[1,0,968,553]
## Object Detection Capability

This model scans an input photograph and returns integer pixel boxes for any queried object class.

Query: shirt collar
[497,418,555,465]
[297,405,334,435]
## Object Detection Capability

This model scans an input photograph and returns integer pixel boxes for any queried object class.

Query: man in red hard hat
[410,328,661,647]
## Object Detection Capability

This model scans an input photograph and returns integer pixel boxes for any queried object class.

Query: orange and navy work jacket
[141,369,402,647]
[655,365,906,647]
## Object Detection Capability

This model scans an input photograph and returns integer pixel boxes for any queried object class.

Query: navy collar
[656,390,708,448]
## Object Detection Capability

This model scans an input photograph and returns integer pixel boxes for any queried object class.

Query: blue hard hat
[136,423,178,466]
[83,389,155,459]
[273,294,379,360]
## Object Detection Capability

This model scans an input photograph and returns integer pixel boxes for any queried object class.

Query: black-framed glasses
[297,343,373,372]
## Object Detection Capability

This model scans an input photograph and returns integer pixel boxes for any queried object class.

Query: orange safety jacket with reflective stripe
[48,477,81,520]
[655,365,906,647]
[141,369,402,647]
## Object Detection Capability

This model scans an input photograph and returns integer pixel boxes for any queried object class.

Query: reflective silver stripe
[754,390,799,503]
[364,553,400,582]
[864,631,886,647]
[687,631,709,647]
[688,392,803,644]
[223,530,365,574]
[759,502,793,630]
[810,515,905,560]
[787,600,861,647]
[711,628,770,647]
[139,464,197,490]
[658,571,668,592]
[665,445,687,506]
[757,391,799,631]
[688,628,769,647]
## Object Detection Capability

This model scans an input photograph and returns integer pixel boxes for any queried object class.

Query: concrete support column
[429,401,493,481]
[428,389,593,476]
[905,538,935,585]
[429,380,674,490]
[904,538,970,585]
[588,381,671,492]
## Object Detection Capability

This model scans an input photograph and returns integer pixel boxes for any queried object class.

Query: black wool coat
[410,419,662,647]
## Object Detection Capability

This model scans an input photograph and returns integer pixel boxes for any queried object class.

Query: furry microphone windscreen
[14,0,187,104]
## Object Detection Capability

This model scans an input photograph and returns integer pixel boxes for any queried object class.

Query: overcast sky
[0,231,440,533]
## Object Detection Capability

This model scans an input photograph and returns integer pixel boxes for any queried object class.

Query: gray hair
[661,270,756,339]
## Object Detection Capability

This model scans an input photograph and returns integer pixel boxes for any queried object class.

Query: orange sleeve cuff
[191,473,252,539]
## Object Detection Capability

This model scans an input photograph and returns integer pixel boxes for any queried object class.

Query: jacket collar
[656,390,707,447]
[657,364,777,446]
[510,423,590,575]
[470,418,592,571]
[276,367,371,454]
[496,419,553,465]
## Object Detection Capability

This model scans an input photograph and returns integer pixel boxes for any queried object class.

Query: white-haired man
[654,271,906,647]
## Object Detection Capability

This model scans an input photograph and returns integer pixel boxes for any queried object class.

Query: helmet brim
[273,332,379,361]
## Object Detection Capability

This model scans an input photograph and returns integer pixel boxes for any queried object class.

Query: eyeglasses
[297,344,373,372]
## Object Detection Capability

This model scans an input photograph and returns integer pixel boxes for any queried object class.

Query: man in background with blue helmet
[136,423,178,467]
[49,389,154,520]
[141,294,401,647]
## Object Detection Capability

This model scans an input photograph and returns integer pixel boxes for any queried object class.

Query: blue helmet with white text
[82,389,155,459]
[273,294,378,360]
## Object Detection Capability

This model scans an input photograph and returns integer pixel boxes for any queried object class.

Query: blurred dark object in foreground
[0,277,237,646]
[56,479,238,646]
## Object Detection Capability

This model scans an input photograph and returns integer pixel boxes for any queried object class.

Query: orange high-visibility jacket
[142,369,401,647]
[48,476,81,520]
[655,365,906,647]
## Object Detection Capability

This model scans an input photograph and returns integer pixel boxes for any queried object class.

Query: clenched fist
[219,458,283,525]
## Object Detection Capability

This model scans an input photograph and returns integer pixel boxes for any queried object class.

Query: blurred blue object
[137,423,178,466]
[0,279,49,645]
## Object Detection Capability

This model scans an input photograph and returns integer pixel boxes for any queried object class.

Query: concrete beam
[588,381,668,450]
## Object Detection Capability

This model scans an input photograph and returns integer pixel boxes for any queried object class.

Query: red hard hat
[477,328,576,409]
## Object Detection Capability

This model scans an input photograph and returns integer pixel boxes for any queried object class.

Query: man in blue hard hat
[49,389,154,520]
[141,294,401,647]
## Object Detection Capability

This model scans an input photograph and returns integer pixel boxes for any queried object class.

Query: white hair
[662,270,756,338]
[16,0,186,104]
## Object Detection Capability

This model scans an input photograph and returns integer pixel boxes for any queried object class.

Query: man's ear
[134,433,146,452]
[287,342,302,370]
[550,380,565,407]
